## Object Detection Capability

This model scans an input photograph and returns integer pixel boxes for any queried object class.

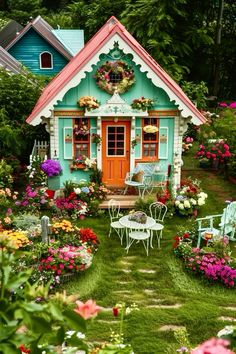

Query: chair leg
[123,186,128,195]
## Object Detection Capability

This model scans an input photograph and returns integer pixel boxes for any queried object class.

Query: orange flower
[74,299,101,320]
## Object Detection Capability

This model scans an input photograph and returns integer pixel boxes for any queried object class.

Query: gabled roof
[26,16,206,126]
[0,20,23,48]
[0,46,25,74]
[5,16,72,60]
[52,29,84,56]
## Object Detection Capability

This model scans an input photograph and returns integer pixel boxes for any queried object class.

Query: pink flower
[219,102,228,107]
[74,299,101,320]
[229,102,236,109]
[191,337,234,353]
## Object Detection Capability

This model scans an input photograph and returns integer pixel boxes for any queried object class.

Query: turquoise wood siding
[54,49,177,186]
[55,53,177,110]
[8,28,68,76]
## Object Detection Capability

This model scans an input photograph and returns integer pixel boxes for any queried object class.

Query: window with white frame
[40,52,53,69]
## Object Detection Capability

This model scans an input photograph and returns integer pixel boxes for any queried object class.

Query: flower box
[70,163,86,171]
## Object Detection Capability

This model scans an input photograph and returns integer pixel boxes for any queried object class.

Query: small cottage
[4,16,84,76]
[26,16,205,190]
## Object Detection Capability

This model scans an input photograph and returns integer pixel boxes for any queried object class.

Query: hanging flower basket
[77,96,100,111]
[91,133,102,145]
[143,125,159,134]
[94,60,135,94]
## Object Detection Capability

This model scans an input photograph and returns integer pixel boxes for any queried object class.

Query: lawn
[61,157,236,353]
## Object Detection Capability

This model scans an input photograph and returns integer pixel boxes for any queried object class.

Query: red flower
[19,345,30,353]
[113,307,119,317]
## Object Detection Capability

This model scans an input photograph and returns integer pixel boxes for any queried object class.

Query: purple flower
[41,159,62,177]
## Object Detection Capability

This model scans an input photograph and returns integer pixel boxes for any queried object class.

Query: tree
[0,68,48,161]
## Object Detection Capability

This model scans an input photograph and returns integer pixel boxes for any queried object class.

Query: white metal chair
[124,171,153,198]
[196,201,236,248]
[149,201,168,248]
[126,212,151,256]
[108,199,125,244]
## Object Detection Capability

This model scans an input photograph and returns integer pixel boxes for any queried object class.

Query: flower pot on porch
[47,175,61,190]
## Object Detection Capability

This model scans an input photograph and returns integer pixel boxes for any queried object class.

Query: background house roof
[0,46,24,74]
[5,16,72,60]
[26,16,206,126]
[52,29,84,56]
[0,20,23,48]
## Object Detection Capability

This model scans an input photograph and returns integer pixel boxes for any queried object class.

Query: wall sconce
[114,117,118,123]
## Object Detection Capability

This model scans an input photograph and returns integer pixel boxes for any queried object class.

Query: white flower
[198,192,208,199]
[175,200,180,206]
[74,188,81,195]
[179,203,185,210]
[190,198,197,205]
[217,325,234,337]
[143,125,159,133]
[198,198,205,206]
[184,200,191,208]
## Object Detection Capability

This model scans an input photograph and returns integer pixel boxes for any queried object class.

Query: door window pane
[107,126,125,156]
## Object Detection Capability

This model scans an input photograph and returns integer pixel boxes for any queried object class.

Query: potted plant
[131,97,154,111]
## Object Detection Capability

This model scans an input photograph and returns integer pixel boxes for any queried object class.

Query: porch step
[100,194,139,209]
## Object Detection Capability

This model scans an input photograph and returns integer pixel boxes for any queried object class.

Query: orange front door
[102,120,130,187]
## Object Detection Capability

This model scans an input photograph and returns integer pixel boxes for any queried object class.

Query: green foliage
[0,159,13,188]
[0,68,48,161]
[134,196,155,214]
[180,80,209,109]
[0,234,88,353]
[90,167,103,185]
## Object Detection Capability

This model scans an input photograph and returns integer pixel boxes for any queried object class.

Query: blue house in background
[4,16,84,76]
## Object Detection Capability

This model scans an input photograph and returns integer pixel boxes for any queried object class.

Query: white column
[130,116,136,171]
[96,116,102,169]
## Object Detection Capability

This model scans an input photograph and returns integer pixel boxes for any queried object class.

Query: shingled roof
[26,16,206,126]
[0,20,23,48]
[0,46,24,74]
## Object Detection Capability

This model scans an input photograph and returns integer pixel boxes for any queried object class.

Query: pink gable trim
[26,16,206,124]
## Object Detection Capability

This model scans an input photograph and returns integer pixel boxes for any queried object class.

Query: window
[107,126,125,156]
[73,118,90,158]
[142,117,159,160]
[40,52,53,69]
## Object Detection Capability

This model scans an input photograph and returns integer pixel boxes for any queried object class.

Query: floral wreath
[94,60,135,94]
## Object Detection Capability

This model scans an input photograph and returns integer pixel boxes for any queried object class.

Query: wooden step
[100,194,139,209]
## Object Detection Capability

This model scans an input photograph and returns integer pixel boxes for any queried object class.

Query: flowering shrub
[131,97,154,111]
[2,229,29,248]
[55,195,88,219]
[182,136,193,153]
[219,101,236,109]
[27,156,47,186]
[78,96,100,110]
[38,244,93,276]
[15,185,50,211]
[0,187,18,215]
[94,60,135,94]
[40,159,62,177]
[174,236,236,288]
[175,178,208,216]
[195,140,231,165]
[191,337,234,354]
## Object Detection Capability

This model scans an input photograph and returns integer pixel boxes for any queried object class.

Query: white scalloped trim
[32,33,200,125]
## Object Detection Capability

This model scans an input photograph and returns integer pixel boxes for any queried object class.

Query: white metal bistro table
[119,215,156,255]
